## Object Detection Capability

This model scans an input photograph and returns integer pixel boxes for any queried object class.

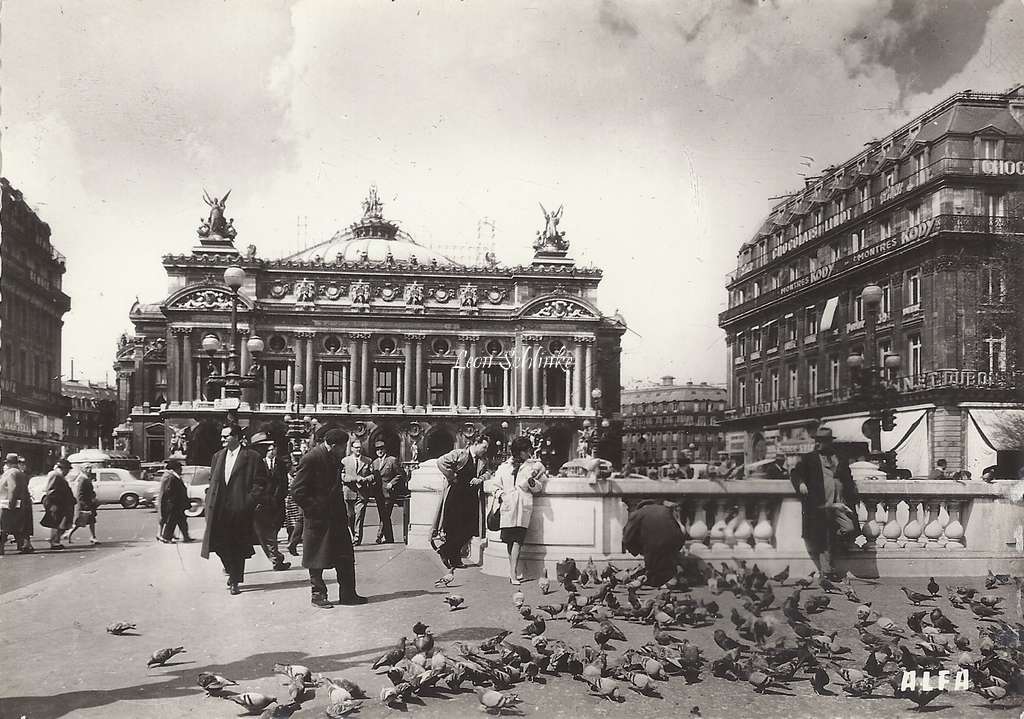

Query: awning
[881,409,929,477]
[819,416,869,444]
[820,296,839,331]
[965,408,1024,478]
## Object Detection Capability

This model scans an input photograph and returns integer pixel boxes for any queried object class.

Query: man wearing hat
[370,439,406,544]
[292,427,366,607]
[158,459,191,543]
[342,439,380,546]
[0,453,34,554]
[790,426,860,583]
[249,432,291,571]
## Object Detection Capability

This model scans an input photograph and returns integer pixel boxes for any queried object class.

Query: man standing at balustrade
[790,426,860,583]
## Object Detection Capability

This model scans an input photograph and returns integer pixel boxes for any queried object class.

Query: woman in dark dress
[42,459,76,550]
[433,435,490,569]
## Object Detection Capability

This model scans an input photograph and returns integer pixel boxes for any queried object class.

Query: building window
[880,217,892,239]
[268,364,288,404]
[913,152,925,174]
[752,327,762,353]
[374,366,397,405]
[829,355,840,390]
[859,184,869,205]
[879,340,896,381]
[853,293,864,322]
[766,321,779,348]
[428,368,450,406]
[736,378,746,406]
[851,231,863,252]
[786,315,797,341]
[885,170,895,187]
[753,374,763,404]
[321,365,344,404]
[985,193,1004,217]
[982,265,1006,303]
[983,327,1007,373]
[770,369,780,401]
[806,306,818,335]
[788,365,798,397]
[753,281,761,298]
[482,367,504,407]
[808,362,818,394]
[881,284,891,315]
[980,138,998,159]
[906,269,921,306]
[908,334,923,376]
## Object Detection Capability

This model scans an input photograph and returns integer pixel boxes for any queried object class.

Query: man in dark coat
[292,428,367,608]
[623,499,686,586]
[764,453,789,479]
[790,426,860,583]
[200,424,268,595]
[158,459,191,543]
[42,459,75,550]
[250,433,291,570]
[433,435,490,569]
[370,439,407,544]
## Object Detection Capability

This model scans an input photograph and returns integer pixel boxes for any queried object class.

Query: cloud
[598,0,639,38]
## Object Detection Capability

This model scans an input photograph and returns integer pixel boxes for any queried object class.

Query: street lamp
[286,384,307,454]
[849,283,901,466]
[204,267,262,415]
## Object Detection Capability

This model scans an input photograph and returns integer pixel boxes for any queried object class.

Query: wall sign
[981,159,1024,175]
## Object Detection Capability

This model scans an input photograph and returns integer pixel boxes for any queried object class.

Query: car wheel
[120,493,140,509]
[185,498,204,517]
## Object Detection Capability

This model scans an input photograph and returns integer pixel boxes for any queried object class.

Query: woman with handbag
[41,459,75,550]
[485,437,546,585]
[66,465,100,545]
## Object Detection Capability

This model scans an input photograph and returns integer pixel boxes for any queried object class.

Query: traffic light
[881,407,897,432]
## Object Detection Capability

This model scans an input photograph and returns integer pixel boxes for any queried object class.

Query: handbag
[486,494,502,532]
[40,506,59,529]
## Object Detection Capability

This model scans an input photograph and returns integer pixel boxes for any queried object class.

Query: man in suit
[292,428,367,608]
[157,459,191,543]
[370,439,407,544]
[201,424,269,595]
[790,426,860,584]
[250,433,291,571]
[340,439,378,545]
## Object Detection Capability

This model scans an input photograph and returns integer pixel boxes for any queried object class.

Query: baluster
[709,499,729,552]
[860,497,881,549]
[901,499,924,548]
[923,501,943,548]
[943,500,965,549]
[880,500,901,549]
[752,500,774,552]
[733,501,754,552]
[688,499,708,553]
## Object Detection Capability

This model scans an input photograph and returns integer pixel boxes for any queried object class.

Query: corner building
[114,189,625,468]
[719,87,1024,477]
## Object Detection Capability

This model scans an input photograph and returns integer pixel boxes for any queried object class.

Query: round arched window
[268,335,287,352]
[548,339,565,355]
[323,334,342,353]
[432,338,450,356]
[378,337,397,354]
[485,339,503,356]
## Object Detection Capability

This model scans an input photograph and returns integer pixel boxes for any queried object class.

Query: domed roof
[283,187,460,266]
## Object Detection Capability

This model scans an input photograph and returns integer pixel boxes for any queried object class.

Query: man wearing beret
[292,428,367,608]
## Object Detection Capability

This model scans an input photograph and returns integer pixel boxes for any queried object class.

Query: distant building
[62,380,119,453]
[719,87,1024,477]
[621,376,726,466]
[0,178,71,474]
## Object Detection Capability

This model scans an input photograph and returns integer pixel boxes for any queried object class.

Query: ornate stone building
[114,188,625,468]
[621,377,726,469]
[719,87,1024,477]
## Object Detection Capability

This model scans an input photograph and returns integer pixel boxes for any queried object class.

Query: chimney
[660,375,675,386]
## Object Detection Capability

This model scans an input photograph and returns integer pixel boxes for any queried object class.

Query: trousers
[253,513,285,565]
[309,559,358,599]
[287,515,304,551]
[805,505,858,576]
[219,554,246,585]
[351,489,388,543]
[160,512,190,541]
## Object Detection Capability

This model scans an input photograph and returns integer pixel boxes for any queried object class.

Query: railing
[721,214,1024,323]
[726,156,1024,284]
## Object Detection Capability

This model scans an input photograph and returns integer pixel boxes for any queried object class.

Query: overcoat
[484,458,545,530]
[292,443,354,568]
[254,454,289,528]
[42,470,76,530]
[158,471,189,524]
[789,450,860,547]
[200,447,266,560]
[622,499,685,585]
[433,448,483,549]
[0,467,32,534]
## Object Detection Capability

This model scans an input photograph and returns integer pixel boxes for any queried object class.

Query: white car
[89,467,159,509]
[183,465,211,517]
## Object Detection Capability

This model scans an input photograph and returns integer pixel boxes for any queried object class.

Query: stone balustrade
[407,461,1023,578]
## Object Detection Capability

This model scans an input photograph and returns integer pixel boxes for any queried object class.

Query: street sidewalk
[1,534,1021,719]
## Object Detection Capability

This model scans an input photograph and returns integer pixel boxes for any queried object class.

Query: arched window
[983,327,1007,373]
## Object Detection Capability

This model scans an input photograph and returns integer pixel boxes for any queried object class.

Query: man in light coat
[1,453,33,554]
[370,439,407,544]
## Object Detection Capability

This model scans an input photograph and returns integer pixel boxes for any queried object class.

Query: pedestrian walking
[41,459,76,550]
[485,436,545,584]
[284,450,304,556]
[291,428,366,608]
[790,426,860,584]
[250,434,291,570]
[157,459,191,543]
[0,453,34,555]
[370,439,407,544]
[200,424,269,596]
[432,434,490,570]
[67,465,100,545]
[340,440,375,545]
[623,499,686,586]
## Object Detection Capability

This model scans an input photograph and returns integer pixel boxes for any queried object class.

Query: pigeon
[197,672,237,694]
[412,621,430,636]
[273,664,312,684]
[479,630,511,653]
[371,637,407,670]
[928,609,958,634]
[891,674,943,709]
[970,684,1008,703]
[319,676,355,704]
[286,675,306,704]
[900,586,934,605]
[907,610,928,634]
[588,676,623,701]
[810,666,830,694]
[976,594,1004,607]
[601,620,627,642]
[434,572,455,587]
[225,693,277,715]
[926,577,939,596]
[971,603,1003,619]
[522,617,546,637]
[619,670,658,696]
[713,630,748,652]
[444,594,465,611]
[476,686,520,713]
[793,571,817,588]
[106,621,136,635]
[771,565,790,584]
[747,670,773,694]
[146,646,185,667]
[539,568,551,594]
[324,699,364,718]
[537,603,564,619]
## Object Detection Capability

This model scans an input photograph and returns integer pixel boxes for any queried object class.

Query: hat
[249,431,272,445]
[4,452,19,464]
[374,440,386,449]
[814,426,834,440]
[165,459,183,472]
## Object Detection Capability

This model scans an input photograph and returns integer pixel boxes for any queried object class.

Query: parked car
[183,465,211,517]
[63,467,158,509]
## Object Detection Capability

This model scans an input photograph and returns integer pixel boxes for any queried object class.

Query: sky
[2,0,1023,388]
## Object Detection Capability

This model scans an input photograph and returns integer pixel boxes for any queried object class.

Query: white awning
[820,296,839,331]
[881,409,929,477]
[965,408,1024,478]
[819,416,869,444]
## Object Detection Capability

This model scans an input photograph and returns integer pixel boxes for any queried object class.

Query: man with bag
[41,459,76,550]
[0,453,34,554]
[370,439,406,544]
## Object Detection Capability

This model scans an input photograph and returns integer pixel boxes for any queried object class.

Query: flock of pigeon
[113,560,1023,717]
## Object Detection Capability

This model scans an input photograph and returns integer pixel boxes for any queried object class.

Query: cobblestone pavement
[1,535,1021,719]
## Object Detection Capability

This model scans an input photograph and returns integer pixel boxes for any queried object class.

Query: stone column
[181,329,193,402]
[303,333,316,406]
[166,329,179,403]
[238,328,252,407]
[530,338,541,410]
[518,337,529,410]
[503,367,510,408]
[563,357,572,408]
[584,340,594,410]
[456,337,469,409]
[414,336,424,407]
[403,335,415,409]
[293,338,304,404]
[468,337,479,408]
[449,366,457,408]
[360,335,371,408]
[286,363,294,405]
[573,337,585,410]
[348,336,360,407]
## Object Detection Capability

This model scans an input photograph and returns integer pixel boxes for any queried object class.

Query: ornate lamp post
[285,384,308,455]
[204,267,263,407]
[848,284,901,466]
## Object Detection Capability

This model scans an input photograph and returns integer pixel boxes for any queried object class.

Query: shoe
[311,594,334,609]
[19,546,34,554]
[516,572,524,581]
[375,537,384,544]
[450,559,466,569]
[50,544,65,550]
[90,539,100,545]
[156,537,171,544]
[337,593,368,605]
[228,583,241,596]
[181,537,194,543]
[287,546,299,557]
[273,561,292,571]
[353,539,362,546]
[510,577,521,586]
